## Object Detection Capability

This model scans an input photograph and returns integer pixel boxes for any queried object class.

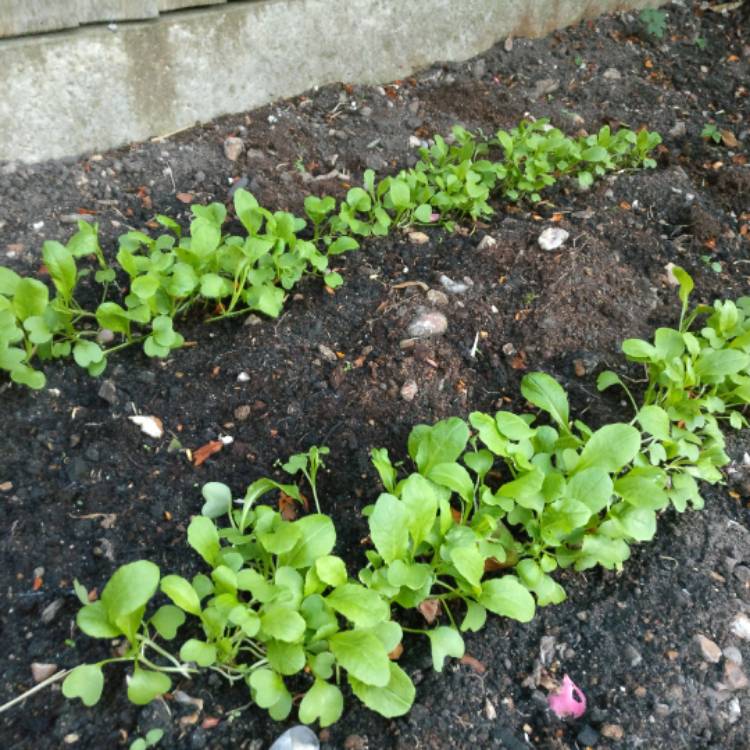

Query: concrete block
[0,0,665,163]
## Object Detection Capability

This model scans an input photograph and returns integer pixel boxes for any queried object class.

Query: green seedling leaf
[427,626,465,671]
[13,278,49,321]
[127,669,172,705]
[248,668,288,709]
[326,584,389,628]
[0,266,21,295]
[150,605,185,640]
[160,574,202,615]
[42,241,77,299]
[349,662,415,718]
[330,630,390,687]
[279,514,336,569]
[62,664,104,706]
[99,560,160,643]
[187,515,221,566]
[521,372,569,429]
[299,679,345,727]
[76,601,121,639]
[266,640,305,675]
[179,639,218,667]
[576,423,640,474]
[479,575,536,622]
[369,493,410,564]
[315,555,348,587]
[73,340,104,368]
[260,605,306,642]
[460,601,487,632]
[201,481,233,519]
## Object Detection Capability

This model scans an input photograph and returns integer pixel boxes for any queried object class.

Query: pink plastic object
[547,674,587,719]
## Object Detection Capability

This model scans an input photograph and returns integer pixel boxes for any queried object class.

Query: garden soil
[1,1,750,748]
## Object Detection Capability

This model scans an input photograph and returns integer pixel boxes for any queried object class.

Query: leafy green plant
[130,729,164,750]
[39,270,750,727]
[63,466,414,726]
[701,123,722,144]
[640,8,667,39]
[1,119,661,391]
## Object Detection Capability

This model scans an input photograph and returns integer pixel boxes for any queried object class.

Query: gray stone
[223,136,244,161]
[426,289,449,306]
[538,226,569,251]
[603,67,621,80]
[695,634,722,663]
[532,78,559,98]
[97,379,118,405]
[269,725,319,750]
[724,646,743,666]
[408,309,448,338]
[439,274,471,294]
[576,726,599,746]
[625,644,643,667]
[724,660,749,690]
[400,380,418,401]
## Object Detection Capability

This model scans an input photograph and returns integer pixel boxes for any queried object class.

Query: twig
[0,669,70,714]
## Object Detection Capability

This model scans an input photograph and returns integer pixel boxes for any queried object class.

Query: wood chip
[192,440,224,466]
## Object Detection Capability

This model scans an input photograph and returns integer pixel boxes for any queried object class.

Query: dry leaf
[388,643,404,660]
[193,440,224,467]
[176,192,194,204]
[418,598,442,624]
[201,717,220,729]
[128,415,164,439]
[407,231,429,245]
[279,492,299,521]
[720,129,739,148]
[510,351,527,370]
[459,654,487,674]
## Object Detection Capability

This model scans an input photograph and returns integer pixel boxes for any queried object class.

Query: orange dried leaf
[176,192,194,204]
[32,576,43,591]
[201,717,220,729]
[460,654,487,674]
[388,643,404,660]
[193,440,224,467]
[278,492,299,521]
[418,598,442,624]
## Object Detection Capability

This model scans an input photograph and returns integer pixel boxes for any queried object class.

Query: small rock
[731,613,750,641]
[576,725,599,747]
[727,697,741,724]
[477,235,497,251]
[407,309,448,338]
[538,227,570,251]
[317,344,338,363]
[234,405,251,421]
[473,59,486,79]
[654,702,671,717]
[625,644,642,667]
[724,646,743,666]
[96,328,115,345]
[31,662,58,683]
[97,379,118,405]
[733,565,750,584]
[269,725,319,750]
[243,314,263,327]
[439,274,471,294]
[360,106,373,118]
[408,231,429,245]
[669,121,687,138]
[603,68,622,80]
[40,598,64,624]
[533,78,560,98]
[601,723,624,740]
[724,660,749,690]
[695,634,722,663]
[426,289,449,306]
[223,136,244,161]
[128,415,164,439]
[400,380,418,402]
[236,372,250,383]
[408,135,423,149]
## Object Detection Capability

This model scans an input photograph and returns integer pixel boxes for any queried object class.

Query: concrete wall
[0,0,663,164]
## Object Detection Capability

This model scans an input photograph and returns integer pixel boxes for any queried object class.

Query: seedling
[701,123,722,144]
[130,729,164,750]
[640,8,667,39]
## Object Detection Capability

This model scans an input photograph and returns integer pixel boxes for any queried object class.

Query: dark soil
[2,2,750,748]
